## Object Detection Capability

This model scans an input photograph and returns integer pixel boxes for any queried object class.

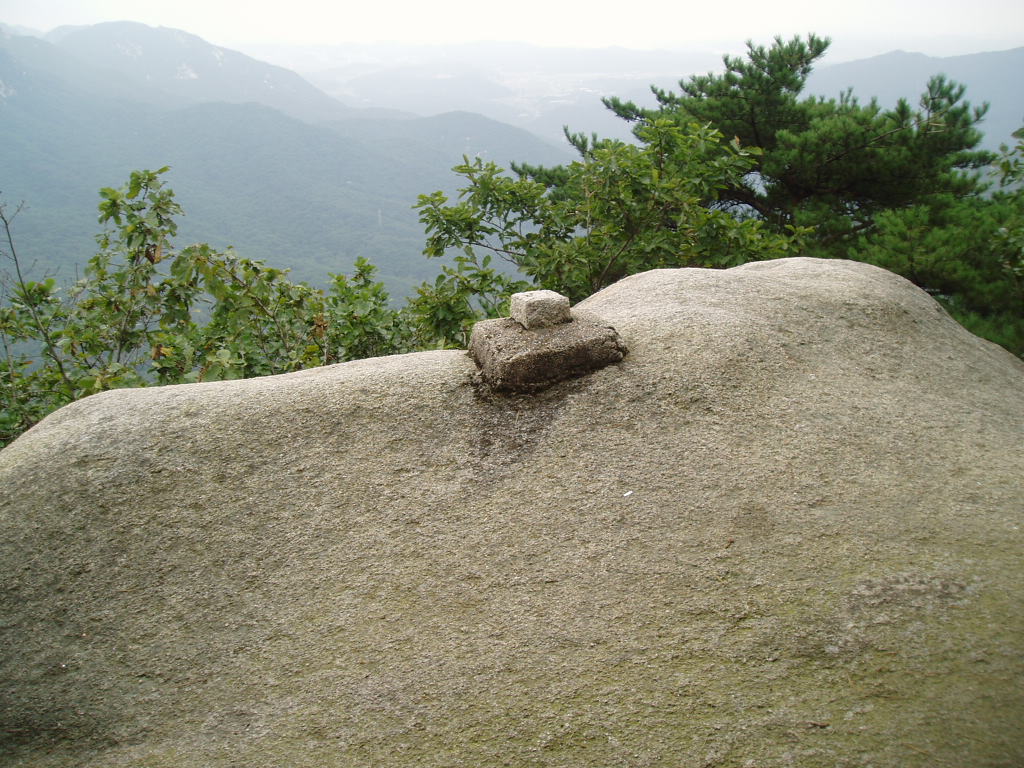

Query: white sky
[1,0,1022,59]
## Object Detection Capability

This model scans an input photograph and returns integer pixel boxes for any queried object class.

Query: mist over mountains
[1,20,1021,294]
[247,38,1024,149]
[0,21,571,293]
[247,41,725,145]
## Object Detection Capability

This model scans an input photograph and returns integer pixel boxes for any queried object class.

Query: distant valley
[0,22,570,294]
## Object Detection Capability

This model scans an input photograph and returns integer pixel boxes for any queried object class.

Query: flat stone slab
[468,311,627,392]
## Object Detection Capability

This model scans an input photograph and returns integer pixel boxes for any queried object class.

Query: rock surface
[1,258,1022,768]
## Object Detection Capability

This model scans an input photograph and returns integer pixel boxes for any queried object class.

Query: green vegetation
[418,34,1022,351]
[2,36,1022,448]
[0,169,416,445]
[416,120,804,302]
[603,35,992,244]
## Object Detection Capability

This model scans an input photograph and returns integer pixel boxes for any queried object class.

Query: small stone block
[510,290,571,329]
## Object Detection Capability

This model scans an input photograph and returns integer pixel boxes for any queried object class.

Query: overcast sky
[2,0,1022,60]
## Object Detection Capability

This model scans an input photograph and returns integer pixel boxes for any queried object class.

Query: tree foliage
[604,34,993,245]
[846,126,1024,353]
[415,35,1020,353]
[994,127,1024,292]
[413,118,805,345]
[0,169,414,445]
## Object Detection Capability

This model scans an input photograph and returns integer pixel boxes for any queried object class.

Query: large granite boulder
[1,258,1022,767]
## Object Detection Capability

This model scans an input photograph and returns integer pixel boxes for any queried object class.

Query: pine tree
[602,35,993,249]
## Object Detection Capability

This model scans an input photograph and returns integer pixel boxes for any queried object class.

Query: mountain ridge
[278,40,1024,148]
[0,23,571,293]
[44,20,357,123]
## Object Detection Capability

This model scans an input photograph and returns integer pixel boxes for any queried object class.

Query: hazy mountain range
[0,22,571,293]
[246,39,1024,149]
[1,21,1020,294]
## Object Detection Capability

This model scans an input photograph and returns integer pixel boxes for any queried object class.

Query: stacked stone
[468,290,627,392]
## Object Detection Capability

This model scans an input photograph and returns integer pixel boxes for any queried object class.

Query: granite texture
[2,258,1022,767]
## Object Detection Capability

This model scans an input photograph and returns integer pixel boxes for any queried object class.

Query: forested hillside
[0,23,570,293]
[46,21,361,122]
